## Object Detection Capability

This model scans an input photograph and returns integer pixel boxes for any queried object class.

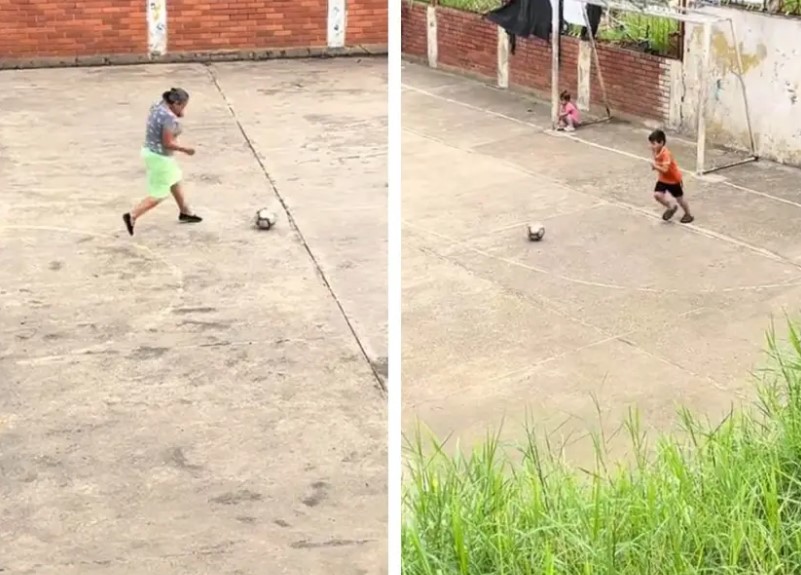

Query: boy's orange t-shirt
[655,147,682,184]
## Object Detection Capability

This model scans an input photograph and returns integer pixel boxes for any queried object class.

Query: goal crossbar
[575,0,726,23]
[550,0,758,175]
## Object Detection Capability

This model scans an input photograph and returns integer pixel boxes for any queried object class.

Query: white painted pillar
[696,21,712,174]
[426,5,438,69]
[550,0,561,125]
[328,0,346,48]
[147,0,168,56]
[577,40,591,111]
[497,27,509,89]
[666,59,683,130]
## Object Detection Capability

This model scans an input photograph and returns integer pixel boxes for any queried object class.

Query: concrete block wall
[0,0,387,68]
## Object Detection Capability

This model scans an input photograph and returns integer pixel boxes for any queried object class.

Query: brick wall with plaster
[0,0,387,68]
[402,2,801,165]
[401,2,672,122]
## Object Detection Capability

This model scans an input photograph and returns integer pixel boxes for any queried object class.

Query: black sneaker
[662,205,678,221]
[179,212,203,223]
[123,213,135,236]
[680,214,695,224]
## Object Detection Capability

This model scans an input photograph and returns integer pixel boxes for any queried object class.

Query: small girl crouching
[557,90,581,132]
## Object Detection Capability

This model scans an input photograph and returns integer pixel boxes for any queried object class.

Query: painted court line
[414,220,740,401]
[436,202,608,256]
[404,126,801,278]
[722,179,801,211]
[403,83,546,130]
[406,304,721,409]
[406,220,801,294]
[405,82,801,212]
[0,224,185,332]
[601,197,801,271]
[408,333,623,408]
[8,337,327,366]
[489,305,725,393]
[413,238,609,336]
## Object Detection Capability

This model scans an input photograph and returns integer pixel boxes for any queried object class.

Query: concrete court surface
[0,58,386,574]
[402,61,801,462]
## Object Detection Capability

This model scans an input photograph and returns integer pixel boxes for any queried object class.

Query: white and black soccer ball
[527,223,545,241]
[255,208,277,231]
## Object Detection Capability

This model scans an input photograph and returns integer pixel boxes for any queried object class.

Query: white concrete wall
[678,7,801,165]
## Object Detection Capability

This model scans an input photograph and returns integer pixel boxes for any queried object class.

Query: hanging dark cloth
[485,0,602,55]
[580,4,602,40]
[485,0,555,55]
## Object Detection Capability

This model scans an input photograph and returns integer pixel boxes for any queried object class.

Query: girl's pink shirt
[563,101,580,122]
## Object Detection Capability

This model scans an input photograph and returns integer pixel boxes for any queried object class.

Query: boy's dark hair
[559,90,571,101]
[648,129,666,144]
[163,87,190,104]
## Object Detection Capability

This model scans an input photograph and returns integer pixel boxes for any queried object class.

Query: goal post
[551,0,758,176]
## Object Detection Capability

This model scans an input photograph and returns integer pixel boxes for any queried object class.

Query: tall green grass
[402,321,801,574]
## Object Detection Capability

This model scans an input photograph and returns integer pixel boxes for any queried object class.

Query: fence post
[327,0,346,48]
[426,3,438,68]
[497,28,509,88]
[577,40,591,110]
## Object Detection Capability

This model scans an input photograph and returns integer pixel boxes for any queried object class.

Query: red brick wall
[592,46,667,121]
[401,2,670,122]
[509,35,578,100]
[437,7,495,78]
[0,0,386,62]
[0,0,147,58]
[401,2,427,59]
[169,0,327,51]
[348,0,387,46]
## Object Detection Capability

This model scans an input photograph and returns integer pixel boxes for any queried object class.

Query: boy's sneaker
[179,212,203,223]
[680,214,694,224]
[662,205,679,221]
[565,125,575,132]
[122,213,135,236]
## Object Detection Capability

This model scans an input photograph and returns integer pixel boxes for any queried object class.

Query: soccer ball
[527,223,545,241]
[255,208,277,230]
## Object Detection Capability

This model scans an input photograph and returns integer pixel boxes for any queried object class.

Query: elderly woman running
[123,87,202,236]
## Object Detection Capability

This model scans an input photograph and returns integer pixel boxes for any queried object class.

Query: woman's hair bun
[163,87,189,104]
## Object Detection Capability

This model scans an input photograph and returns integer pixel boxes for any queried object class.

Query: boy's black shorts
[654,181,684,198]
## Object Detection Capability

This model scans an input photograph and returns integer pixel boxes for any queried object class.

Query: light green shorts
[141,147,182,199]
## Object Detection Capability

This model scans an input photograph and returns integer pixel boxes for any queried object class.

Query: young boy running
[649,129,694,224]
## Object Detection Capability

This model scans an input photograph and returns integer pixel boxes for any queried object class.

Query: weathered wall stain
[710,31,767,76]
[678,8,801,165]
[686,25,767,77]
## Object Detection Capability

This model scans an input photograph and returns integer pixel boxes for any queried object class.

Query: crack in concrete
[205,64,386,393]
